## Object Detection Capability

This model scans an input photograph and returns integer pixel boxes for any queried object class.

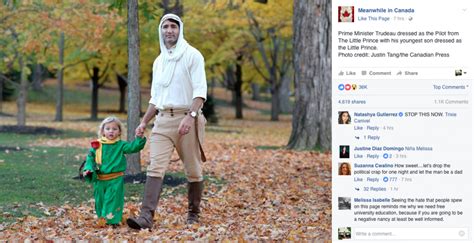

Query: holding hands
[135,123,146,137]
[83,170,92,177]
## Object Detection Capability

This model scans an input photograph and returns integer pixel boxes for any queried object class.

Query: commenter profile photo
[338,162,351,176]
[338,111,351,124]
[338,227,351,240]
[338,197,351,210]
[339,145,350,159]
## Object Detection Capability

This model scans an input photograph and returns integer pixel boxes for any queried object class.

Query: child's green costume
[83,136,146,224]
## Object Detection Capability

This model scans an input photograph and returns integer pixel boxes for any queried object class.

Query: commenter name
[354,112,399,117]
[353,146,433,151]
[354,163,394,168]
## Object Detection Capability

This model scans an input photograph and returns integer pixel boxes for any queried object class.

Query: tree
[0,1,121,123]
[0,3,39,126]
[278,70,292,113]
[288,0,331,150]
[55,32,65,121]
[16,55,27,126]
[85,63,109,120]
[247,9,292,121]
[115,69,128,113]
[160,0,183,16]
[126,0,141,175]
[186,0,257,120]
[31,63,46,91]
[0,78,3,113]
[50,2,121,121]
[221,54,244,119]
[233,53,244,119]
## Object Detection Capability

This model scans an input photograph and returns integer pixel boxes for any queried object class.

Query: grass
[0,146,94,205]
[0,131,138,222]
[0,142,181,223]
[0,145,93,223]
[205,126,242,134]
[0,129,94,146]
[255,145,284,150]
[0,131,223,223]
[28,84,119,106]
[212,97,233,107]
[258,108,293,116]
[24,83,151,115]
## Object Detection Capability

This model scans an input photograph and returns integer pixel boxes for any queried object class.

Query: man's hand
[135,104,157,137]
[178,98,204,135]
[135,123,147,137]
[178,115,194,135]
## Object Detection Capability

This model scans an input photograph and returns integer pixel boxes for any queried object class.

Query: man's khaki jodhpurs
[146,108,206,182]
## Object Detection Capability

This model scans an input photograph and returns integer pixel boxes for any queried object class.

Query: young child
[83,116,146,227]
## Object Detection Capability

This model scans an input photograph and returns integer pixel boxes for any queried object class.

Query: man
[127,13,207,230]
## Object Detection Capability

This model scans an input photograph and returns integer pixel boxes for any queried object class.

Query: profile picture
[338,197,351,210]
[338,6,354,22]
[338,162,351,176]
[455,69,463,76]
[338,227,352,240]
[338,111,351,124]
[339,145,350,159]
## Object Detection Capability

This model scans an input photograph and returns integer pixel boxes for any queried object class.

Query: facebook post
[332,1,473,242]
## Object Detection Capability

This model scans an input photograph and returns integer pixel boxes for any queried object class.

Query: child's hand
[135,129,144,138]
[83,170,92,177]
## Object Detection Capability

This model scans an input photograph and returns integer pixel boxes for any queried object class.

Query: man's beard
[164,36,178,47]
[167,40,177,46]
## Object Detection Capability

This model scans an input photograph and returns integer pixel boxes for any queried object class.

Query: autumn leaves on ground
[0,86,331,241]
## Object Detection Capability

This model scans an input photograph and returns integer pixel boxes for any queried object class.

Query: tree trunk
[55,32,65,121]
[116,73,127,113]
[210,77,216,97]
[251,82,260,101]
[90,66,99,120]
[279,74,292,113]
[288,0,332,150]
[225,65,236,105]
[270,83,279,121]
[234,62,243,119]
[126,0,141,175]
[248,12,286,121]
[160,0,183,16]
[231,91,236,106]
[32,63,44,91]
[17,55,27,126]
[0,76,3,113]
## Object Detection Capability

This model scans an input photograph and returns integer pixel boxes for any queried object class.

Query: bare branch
[277,39,291,76]
[250,55,269,82]
[5,52,18,70]
[0,73,20,88]
[85,63,92,79]
[63,56,96,70]
[0,8,38,24]
[115,71,128,84]
[246,10,273,76]
[98,74,109,87]
[98,61,110,79]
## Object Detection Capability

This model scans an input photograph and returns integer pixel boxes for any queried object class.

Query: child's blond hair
[98,116,123,138]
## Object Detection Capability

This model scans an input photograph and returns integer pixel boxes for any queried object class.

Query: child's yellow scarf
[95,137,119,165]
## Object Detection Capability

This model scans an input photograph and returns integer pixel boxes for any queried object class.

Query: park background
[0,0,332,241]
